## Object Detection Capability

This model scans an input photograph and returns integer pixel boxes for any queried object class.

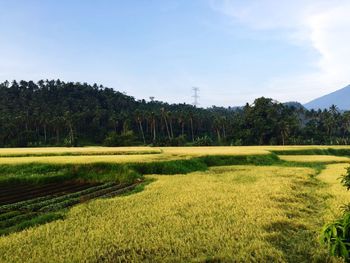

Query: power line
[192,87,200,107]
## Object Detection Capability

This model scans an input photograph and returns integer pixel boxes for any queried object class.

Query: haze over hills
[304,85,350,110]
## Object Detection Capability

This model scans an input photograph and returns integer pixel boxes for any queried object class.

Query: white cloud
[211,0,350,103]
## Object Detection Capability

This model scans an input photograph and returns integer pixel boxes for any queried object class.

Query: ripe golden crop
[0,164,342,262]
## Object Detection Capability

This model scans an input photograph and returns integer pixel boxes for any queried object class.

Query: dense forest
[0,80,349,147]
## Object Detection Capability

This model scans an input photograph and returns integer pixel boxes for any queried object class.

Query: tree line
[0,80,349,147]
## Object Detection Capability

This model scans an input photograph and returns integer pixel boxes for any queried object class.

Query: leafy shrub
[322,167,350,259]
[192,136,213,146]
[342,167,350,190]
[103,131,138,146]
[321,214,350,260]
[231,139,243,146]
[170,135,187,146]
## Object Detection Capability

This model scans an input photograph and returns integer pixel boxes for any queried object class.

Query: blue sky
[0,0,349,107]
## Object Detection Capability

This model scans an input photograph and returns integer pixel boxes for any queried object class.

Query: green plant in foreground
[321,214,350,260]
[321,167,350,260]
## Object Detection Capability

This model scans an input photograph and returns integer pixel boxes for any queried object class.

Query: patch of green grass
[278,161,326,176]
[272,148,350,156]
[0,163,141,186]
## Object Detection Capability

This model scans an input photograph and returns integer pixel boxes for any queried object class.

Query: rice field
[0,146,271,164]
[0,146,161,157]
[1,145,350,165]
[0,146,350,262]
[0,166,327,262]
[0,154,171,165]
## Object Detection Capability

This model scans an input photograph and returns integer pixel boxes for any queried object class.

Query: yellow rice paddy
[1,146,350,262]
[0,165,331,262]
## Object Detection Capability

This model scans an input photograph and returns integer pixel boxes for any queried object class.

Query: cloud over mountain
[211,0,350,103]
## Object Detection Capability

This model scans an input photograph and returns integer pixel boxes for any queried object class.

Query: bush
[171,135,187,146]
[321,213,350,260]
[192,136,213,146]
[103,131,138,146]
[322,167,350,259]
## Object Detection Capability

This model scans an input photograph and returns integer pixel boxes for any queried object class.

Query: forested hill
[1,80,350,147]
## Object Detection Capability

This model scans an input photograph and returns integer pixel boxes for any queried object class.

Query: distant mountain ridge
[304,84,350,110]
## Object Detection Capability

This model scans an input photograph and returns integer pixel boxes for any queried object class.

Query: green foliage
[342,167,350,190]
[321,213,350,260]
[200,154,280,166]
[322,167,350,260]
[0,213,37,229]
[0,163,141,185]
[170,135,187,146]
[192,136,213,146]
[231,139,243,146]
[0,211,21,221]
[0,212,64,236]
[274,148,350,156]
[103,131,138,146]
[129,159,208,175]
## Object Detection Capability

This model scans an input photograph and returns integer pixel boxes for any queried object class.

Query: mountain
[304,84,350,110]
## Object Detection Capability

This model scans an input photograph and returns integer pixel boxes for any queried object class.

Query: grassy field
[1,145,350,164]
[0,146,350,262]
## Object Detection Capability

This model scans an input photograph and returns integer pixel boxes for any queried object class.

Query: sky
[0,0,349,107]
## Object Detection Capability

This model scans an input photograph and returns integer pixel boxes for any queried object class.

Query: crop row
[39,182,137,212]
[0,212,37,229]
[27,182,119,211]
[0,182,93,205]
[100,183,139,198]
[0,183,114,212]
[0,211,22,221]
[0,212,64,236]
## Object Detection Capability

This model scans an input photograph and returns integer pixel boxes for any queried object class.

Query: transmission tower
[192,87,200,107]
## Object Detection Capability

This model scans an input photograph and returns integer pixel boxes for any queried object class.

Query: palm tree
[213,117,221,143]
[161,107,171,140]
[150,112,157,142]
[188,111,195,142]
[135,110,146,144]
[177,111,185,136]
[167,111,174,139]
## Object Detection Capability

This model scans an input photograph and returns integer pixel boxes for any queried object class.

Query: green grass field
[0,146,350,262]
